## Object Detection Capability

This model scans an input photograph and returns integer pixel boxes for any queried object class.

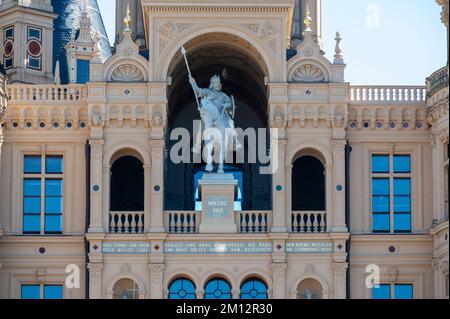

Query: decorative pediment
[291,62,328,83]
[111,64,145,82]
[287,15,346,83]
[91,29,149,82]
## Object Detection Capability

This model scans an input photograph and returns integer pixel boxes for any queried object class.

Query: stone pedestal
[198,174,238,234]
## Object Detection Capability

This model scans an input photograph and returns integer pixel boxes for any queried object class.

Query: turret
[0,0,56,83]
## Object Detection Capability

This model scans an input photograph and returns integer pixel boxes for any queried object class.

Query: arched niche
[164,32,272,211]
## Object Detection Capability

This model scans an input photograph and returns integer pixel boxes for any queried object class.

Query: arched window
[292,156,326,211]
[168,278,196,300]
[204,278,232,299]
[240,278,268,299]
[112,279,139,299]
[110,156,144,211]
[194,165,243,211]
[297,278,323,299]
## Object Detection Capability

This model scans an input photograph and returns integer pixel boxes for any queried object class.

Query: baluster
[312,213,319,233]
[368,88,374,101]
[109,213,115,233]
[306,213,312,233]
[181,213,187,233]
[124,214,131,234]
[169,213,176,233]
[188,213,195,234]
[319,213,326,233]
[298,213,305,233]
[176,213,182,234]
[130,213,137,234]
[355,88,361,101]
[138,214,144,233]
[261,213,267,233]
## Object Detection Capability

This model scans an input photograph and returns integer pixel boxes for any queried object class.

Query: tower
[291,0,323,49]
[115,0,146,50]
[0,0,57,83]
[52,0,112,84]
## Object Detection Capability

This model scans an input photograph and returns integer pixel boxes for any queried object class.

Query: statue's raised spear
[181,46,201,110]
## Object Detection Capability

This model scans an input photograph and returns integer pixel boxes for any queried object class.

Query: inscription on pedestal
[205,195,229,219]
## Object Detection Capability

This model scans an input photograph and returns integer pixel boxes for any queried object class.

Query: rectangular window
[371,154,412,233]
[26,26,42,70]
[372,284,391,299]
[76,59,90,84]
[3,25,14,70]
[23,155,64,235]
[21,284,63,299]
[372,284,413,299]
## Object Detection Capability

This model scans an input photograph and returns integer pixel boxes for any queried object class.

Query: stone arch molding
[103,142,152,167]
[288,59,331,83]
[106,272,146,299]
[289,273,331,299]
[93,29,149,82]
[155,22,281,82]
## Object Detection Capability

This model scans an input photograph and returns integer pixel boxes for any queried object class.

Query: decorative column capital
[149,140,165,154]
[271,262,287,279]
[332,262,348,278]
[88,263,104,280]
[90,139,104,160]
[195,289,204,299]
[149,263,165,284]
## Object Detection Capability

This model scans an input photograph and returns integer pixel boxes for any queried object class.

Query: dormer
[64,7,96,84]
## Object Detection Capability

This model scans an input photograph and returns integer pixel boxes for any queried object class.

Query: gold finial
[304,2,312,31]
[124,3,132,30]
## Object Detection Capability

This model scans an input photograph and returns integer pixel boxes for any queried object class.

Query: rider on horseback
[189,74,242,151]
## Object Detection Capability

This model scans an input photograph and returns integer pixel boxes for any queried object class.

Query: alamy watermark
[169,120,280,175]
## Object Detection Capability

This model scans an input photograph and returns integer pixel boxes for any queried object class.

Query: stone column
[88,263,104,299]
[195,289,204,299]
[149,263,165,299]
[272,139,288,233]
[271,263,287,299]
[102,165,110,231]
[284,163,292,232]
[332,262,348,299]
[89,139,104,233]
[149,140,165,233]
[144,164,152,231]
[332,140,347,232]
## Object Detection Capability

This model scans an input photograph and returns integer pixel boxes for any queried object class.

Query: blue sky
[98,0,447,85]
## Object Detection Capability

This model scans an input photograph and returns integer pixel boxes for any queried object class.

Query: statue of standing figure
[189,74,242,174]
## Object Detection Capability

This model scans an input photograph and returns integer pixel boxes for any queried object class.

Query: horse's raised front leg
[205,140,214,172]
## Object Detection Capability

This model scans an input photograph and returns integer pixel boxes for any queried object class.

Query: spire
[304,1,313,33]
[124,3,132,31]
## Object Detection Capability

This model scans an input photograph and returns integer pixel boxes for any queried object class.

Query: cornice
[143,0,295,12]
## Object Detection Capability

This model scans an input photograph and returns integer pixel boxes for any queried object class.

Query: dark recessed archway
[292,156,326,211]
[110,156,144,211]
[164,32,272,211]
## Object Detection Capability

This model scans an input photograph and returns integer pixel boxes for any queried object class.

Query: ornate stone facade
[0,0,448,300]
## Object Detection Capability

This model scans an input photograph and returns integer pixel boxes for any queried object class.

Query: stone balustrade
[166,211,198,234]
[7,84,86,104]
[350,86,426,104]
[237,211,271,234]
[427,66,449,99]
[109,212,145,234]
[291,211,327,234]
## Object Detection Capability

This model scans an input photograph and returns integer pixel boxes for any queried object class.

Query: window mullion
[41,155,45,235]
[390,155,394,234]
